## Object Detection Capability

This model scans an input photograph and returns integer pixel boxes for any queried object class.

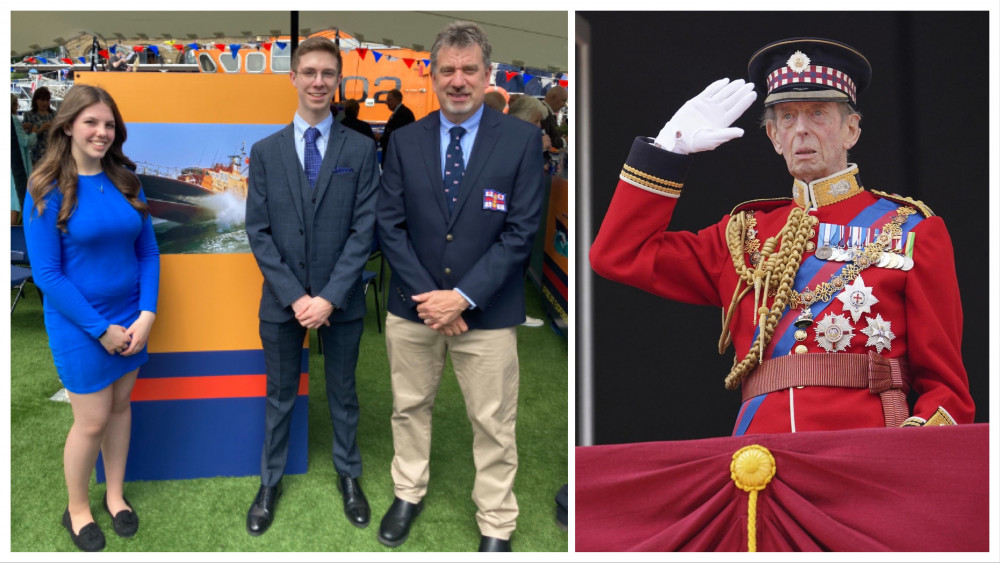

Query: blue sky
[125,122,283,170]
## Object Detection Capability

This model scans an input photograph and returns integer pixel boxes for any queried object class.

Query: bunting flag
[78,57,86,63]
[505,70,518,81]
[149,45,159,56]
[372,51,382,63]
[173,44,185,51]
[402,57,415,68]
[559,79,568,88]
[164,40,176,45]
[215,43,225,51]
[262,42,272,51]
[187,43,200,50]
[132,45,144,52]
[230,44,241,58]
[98,49,109,58]
[523,73,534,84]
[274,41,286,50]
[38,57,48,64]
[60,58,73,65]
[422,58,430,67]
[110,45,117,54]
[356,47,368,60]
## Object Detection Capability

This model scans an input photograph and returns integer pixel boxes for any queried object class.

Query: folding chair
[11,225,36,314]
[363,233,383,333]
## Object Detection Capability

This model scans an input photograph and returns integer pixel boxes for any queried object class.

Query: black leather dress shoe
[62,508,105,552]
[246,483,281,536]
[479,535,512,552]
[103,493,139,538]
[377,497,423,547]
[338,476,370,528]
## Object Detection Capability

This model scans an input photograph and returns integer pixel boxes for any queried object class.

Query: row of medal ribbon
[813,222,916,271]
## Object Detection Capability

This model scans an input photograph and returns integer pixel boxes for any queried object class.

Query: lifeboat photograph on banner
[126,122,277,254]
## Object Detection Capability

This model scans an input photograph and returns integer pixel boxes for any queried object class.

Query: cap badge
[786,50,811,74]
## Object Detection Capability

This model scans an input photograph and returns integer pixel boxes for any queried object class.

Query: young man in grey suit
[376,21,545,552]
[244,36,379,536]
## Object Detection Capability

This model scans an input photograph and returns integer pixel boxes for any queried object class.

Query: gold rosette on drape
[730,445,776,552]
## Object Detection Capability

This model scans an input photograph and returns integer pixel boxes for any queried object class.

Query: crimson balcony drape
[576,424,989,551]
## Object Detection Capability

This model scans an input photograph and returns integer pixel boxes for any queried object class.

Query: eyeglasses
[297,69,339,81]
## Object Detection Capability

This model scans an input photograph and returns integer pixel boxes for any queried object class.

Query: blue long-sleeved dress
[24,171,160,393]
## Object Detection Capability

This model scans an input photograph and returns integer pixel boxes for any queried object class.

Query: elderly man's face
[548,87,568,113]
[765,101,860,183]
[432,44,489,124]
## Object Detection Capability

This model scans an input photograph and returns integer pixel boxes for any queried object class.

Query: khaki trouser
[385,312,520,539]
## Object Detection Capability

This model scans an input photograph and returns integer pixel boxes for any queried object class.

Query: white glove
[654,78,758,155]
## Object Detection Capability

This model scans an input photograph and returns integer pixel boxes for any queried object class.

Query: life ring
[484,85,509,113]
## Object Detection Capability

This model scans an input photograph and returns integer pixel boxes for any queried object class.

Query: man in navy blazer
[244,36,379,536]
[375,21,544,552]
[377,89,416,161]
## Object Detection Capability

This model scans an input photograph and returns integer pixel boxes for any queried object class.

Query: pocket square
[333,166,354,174]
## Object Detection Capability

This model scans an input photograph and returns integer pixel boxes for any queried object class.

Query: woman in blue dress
[24,84,159,552]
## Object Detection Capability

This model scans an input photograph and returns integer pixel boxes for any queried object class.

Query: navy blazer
[377,106,545,330]
[246,120,379,324]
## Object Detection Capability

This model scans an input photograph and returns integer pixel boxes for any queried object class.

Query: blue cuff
[454,287,477,310]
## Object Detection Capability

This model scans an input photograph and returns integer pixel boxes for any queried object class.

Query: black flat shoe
[338,476,370,528]
[62,508,105,552]
[479,535,512,552]
[377,497,423,548]
[246,483,281,536]
[103,493,139,538]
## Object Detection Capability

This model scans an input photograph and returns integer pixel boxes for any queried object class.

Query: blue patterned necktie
[304,126,322,189]
[443,126,466,214]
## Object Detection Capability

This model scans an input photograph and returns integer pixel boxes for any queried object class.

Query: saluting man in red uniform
[590,38,974,435]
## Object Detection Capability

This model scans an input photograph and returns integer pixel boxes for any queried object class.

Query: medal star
[860,314,895,353]
[814,312,854,353]
[836,273,879,322]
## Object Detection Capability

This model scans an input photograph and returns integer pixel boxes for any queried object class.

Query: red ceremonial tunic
[590,137,974,435]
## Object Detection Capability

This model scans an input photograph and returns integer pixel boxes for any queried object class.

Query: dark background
[577,11,990,444]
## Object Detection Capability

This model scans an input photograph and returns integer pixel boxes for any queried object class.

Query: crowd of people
[19,21,567,553]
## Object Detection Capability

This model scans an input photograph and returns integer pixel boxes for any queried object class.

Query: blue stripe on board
[96,395,308,482]
[140,349,309,379]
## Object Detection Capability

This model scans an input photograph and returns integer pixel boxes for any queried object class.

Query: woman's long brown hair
[27,84,148,232]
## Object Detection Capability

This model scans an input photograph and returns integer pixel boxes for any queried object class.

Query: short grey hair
[760,101,862,128]
[509,96,545,124]
[430,21,492,74]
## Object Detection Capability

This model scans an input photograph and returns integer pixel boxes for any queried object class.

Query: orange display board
[78,72,296,124]
[148,254,265,352]
[76,71,309,481]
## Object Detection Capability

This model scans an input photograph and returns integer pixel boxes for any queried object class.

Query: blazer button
[446,233,454,241]
[299,261,305,268]
[299,229,304,235]
[311,197,317,203]
[444,267,452,275]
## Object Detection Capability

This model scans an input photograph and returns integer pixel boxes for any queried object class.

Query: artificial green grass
[9,264,568,552]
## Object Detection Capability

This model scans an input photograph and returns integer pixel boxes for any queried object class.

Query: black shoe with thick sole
[377,497,423,548]
[479,535,512,552]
